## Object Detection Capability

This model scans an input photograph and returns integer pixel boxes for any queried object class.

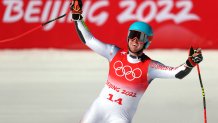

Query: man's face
[128,37,145,53]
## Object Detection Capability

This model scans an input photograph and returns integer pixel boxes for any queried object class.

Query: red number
[107,94,123,105]
[107,94,114,102]
[121,90,137,97]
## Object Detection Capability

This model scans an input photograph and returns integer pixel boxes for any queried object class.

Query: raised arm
[148,47,203,82]
[71,0,119,61]
[148,60,192,82]
[74,20,119,61]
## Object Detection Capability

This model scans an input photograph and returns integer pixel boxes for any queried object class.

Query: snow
[0,49,217,123]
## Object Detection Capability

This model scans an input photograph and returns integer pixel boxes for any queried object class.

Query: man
[71,1,203,123]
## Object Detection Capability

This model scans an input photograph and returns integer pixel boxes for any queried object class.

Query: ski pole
[197,64,207,123]
[0,13,67,43]
[0,0,73,43]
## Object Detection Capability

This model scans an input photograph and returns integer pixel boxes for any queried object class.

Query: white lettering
[137,1,156,22]
[156,1,175,23]
[58,1,70,23]
[117,1,200,24]
[82,1,91,21]
[1,0,201,31]
[117,1,136,23]
[24,1,42,23]
[3,0,23,23]
[43,1,61,30]
[88,1,109,26]
[175,1,200,23]
[41,1,52,22]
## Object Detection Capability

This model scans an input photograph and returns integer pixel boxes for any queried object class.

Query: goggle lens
[128,30,147,42]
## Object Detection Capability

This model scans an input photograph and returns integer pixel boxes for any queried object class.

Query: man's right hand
[70,0,83,20]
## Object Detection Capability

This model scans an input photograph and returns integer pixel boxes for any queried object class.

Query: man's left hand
[186,47,203,67]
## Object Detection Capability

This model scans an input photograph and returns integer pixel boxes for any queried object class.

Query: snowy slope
[0,49,217,123]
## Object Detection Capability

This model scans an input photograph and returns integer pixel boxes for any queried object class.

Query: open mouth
[132,44,138,47]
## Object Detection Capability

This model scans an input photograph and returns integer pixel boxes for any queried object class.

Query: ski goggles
[128,30,147,43]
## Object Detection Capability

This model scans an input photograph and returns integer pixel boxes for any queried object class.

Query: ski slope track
[0,49,217,123]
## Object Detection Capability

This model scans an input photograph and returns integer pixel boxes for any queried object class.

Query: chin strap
[144,41,151,49]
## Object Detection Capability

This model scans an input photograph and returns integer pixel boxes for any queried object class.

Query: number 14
[107,94,123,105]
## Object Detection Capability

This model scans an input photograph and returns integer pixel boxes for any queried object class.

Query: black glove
[186,47,203,67]
[70,0,83,20]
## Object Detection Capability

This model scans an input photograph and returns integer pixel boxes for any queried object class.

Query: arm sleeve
[74,20,120,61]
[148,60,193,82]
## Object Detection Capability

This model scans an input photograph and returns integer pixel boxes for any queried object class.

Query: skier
[71,1,203,123]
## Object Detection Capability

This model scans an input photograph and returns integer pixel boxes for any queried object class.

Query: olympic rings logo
[113,61,142,81]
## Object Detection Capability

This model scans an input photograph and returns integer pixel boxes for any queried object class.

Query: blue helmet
[128,21,153,49]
